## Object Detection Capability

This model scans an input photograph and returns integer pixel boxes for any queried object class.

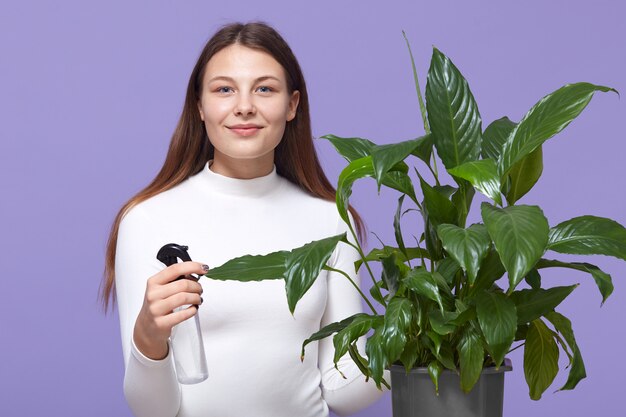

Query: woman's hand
[133,262,208,360]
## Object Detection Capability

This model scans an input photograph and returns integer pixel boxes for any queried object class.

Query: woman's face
[197,44,300,175]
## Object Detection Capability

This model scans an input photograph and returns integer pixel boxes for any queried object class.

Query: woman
[101,22,385,417]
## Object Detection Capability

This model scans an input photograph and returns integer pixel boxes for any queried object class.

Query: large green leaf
[320,135,376,161]
[475,290,517,367]
[381,297,413,362]
[336,156,375,229]
[205,251,288,281]
[544,311,587,390]
[548,215,626,261]
[333,314,382,364]
[404,267,444,311]
[425,47,482,170]
[437,223,491,284]
[458,326,485,393]
[510,285,577,324]
[524,319,559,400]
[505,147,543,204]
[536,258,613,304]
[481,203,549,292]
[482,117,517,160]
[284,234,348,313]
[498,82,616,177]
[448,159,502,205]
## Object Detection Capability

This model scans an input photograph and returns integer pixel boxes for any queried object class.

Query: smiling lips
[228,124,262,137]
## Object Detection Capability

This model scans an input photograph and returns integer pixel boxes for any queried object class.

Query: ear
[197,101,205,121]
[286,90,300,121]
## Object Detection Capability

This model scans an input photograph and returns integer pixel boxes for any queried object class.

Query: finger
[150,261,210,285]
[150,292,203,317]
[154,278,203,301]
[160,304,199,328]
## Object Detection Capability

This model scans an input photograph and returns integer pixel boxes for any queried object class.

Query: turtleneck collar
[191,160,282,197]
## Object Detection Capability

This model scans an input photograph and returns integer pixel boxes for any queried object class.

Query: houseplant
[202,35,623,415]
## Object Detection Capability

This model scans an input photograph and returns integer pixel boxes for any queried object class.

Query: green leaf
[356,246,430,271]
[400,338,420,373]
[458,326,485,393]
[475,290,517,367]
[420,175,458,226]
[301,313,364,360]
[437,223,491,284]
[382,170,419,204]
[426,47,482,170]
[482,117,517,161]
[429,310,458,335]
[336,156,375,230]
[498,82,616,177]
[544,311,587,390]
[469,247,506,296]
[284,233,348,314]
[510,285,577,324]
[481,203,549,292]
[448,159,502,205]
[371,137,428,190]
[411,134,434,164]
[403,31,430,135]
[524,319,559,400]
[205,251,288,281]
[436,257,461,285]
[548,215,626,261]
[366,325,388,388]
[381,253,401,298]
[394,195,410,263]
[505,146,543,204]
[320,135,376,162]
[525,268,542,290]
[428,360,444,394]
[404,267,444,311]
[348,343,372,379]
[536,258,614,304]
[333,315,382,364]
[381,297,413,362]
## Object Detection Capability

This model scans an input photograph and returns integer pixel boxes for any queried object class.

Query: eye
[215,86,234,94]
[256,86,273,94]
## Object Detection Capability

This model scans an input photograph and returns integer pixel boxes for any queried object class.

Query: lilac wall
[1,0,624,416]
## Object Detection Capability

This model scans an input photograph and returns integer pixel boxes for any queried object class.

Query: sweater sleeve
[115,206,182,417]
[319,213,390,416]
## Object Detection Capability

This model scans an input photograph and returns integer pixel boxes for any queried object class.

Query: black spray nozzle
[156,243,197,281]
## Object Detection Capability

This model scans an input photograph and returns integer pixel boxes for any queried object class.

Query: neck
[210,151,275,179]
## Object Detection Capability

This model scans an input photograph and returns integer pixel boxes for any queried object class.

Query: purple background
[1,0,624,416]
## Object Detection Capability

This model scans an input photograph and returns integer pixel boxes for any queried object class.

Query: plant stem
[324,266,378,314]
[507,342,525,354]
[402,31,430,136]
[346,237,387,308]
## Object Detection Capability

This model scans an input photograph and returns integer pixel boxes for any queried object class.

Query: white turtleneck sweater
[114,161,386,417]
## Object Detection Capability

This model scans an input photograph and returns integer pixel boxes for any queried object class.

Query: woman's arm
[115,206,204,417]
[318,213,389,416]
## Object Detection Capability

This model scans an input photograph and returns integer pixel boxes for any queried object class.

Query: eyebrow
[207,75,281,83]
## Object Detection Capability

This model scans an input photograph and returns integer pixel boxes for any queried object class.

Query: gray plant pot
[390,359,512,417]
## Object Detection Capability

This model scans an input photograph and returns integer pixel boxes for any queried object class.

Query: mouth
[227,124,263,137]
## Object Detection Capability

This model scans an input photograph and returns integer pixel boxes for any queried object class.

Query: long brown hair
[100,22,365,312]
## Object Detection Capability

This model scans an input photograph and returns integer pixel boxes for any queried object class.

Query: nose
[234,93,256,117]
